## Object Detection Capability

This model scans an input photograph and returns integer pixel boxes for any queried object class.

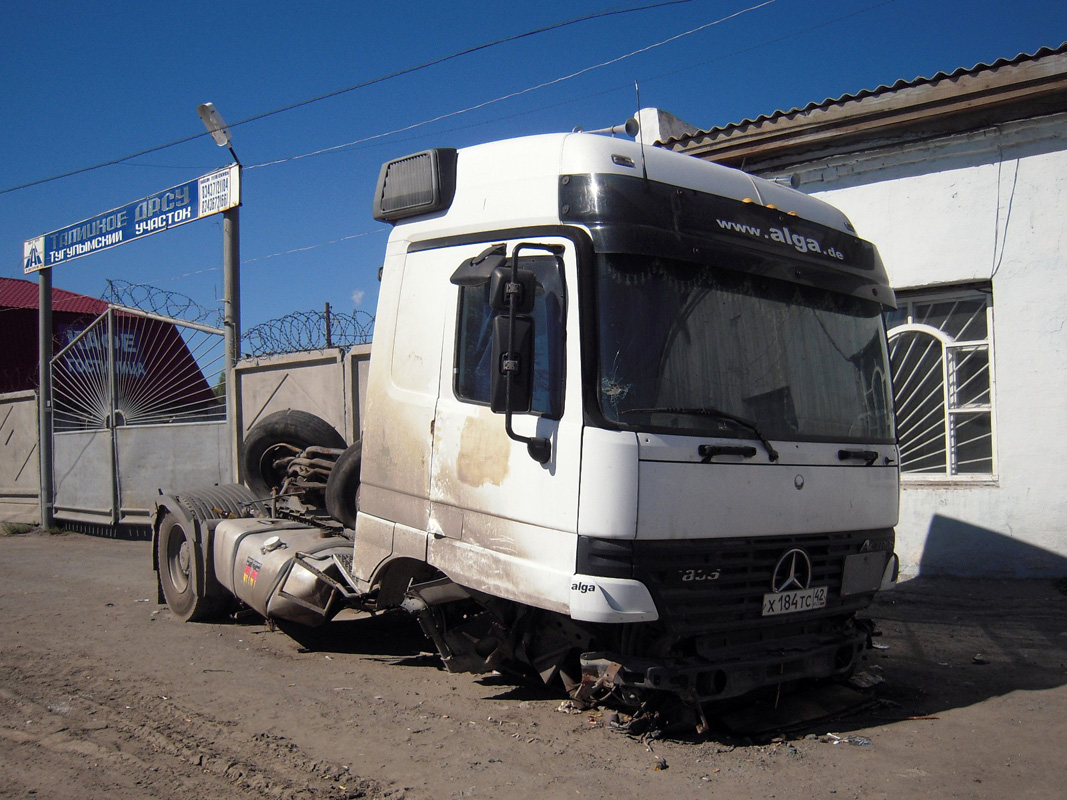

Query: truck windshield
[596,253,894,443]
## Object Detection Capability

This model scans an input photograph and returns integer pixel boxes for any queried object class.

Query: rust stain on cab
[456,416,510,487]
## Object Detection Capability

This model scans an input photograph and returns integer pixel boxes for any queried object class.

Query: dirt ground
[1,529,1065,800]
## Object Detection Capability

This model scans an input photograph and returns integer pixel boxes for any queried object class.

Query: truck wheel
[241,410,346,497]
[325,440,362,528]
[157,510,226,622]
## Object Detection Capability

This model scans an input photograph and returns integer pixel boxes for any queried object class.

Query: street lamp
[198,102,242,480]
[197,103,241,166]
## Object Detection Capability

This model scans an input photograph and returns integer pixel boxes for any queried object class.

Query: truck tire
[241,410,346,498]
[157,509,227,622]
[325,440,362,528]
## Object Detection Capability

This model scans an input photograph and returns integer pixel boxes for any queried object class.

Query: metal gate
[50,305,231,532]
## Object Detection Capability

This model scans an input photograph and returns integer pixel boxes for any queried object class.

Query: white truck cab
[354,132,898,700]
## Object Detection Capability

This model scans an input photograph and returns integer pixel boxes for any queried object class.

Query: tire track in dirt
[0,656,387,800]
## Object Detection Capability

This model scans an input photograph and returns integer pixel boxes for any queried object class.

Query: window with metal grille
[885,287,995,479]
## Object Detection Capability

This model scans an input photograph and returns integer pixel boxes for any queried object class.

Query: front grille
[579,529,893,640]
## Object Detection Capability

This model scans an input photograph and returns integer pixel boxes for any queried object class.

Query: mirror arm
[501,243,561,465]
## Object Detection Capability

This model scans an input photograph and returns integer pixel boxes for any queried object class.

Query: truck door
[427,237,582,614]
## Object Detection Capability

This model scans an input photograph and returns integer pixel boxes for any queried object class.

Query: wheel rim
[167,525,191,593]
[259,443,292,491]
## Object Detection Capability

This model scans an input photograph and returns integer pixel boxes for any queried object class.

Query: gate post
[106,308,120,525]
[38,267,54,529]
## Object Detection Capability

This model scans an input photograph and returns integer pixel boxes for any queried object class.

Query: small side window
[454,254,565,418]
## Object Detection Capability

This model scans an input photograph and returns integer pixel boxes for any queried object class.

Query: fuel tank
[213,518,353,627]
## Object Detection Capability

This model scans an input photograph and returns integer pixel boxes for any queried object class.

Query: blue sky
[3,0,1064,343]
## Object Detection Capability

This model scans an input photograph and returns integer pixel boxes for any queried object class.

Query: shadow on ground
[245,574,1067,740]
[274,610,435,660]
[734,574,1067,740]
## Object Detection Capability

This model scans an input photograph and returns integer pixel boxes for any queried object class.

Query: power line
[230,0,704,131]
[240,230,386,266]
[247,1,777,170]
[113,1,778,288]
[0,0,705,197]
[399,0,899,151]
[0,132,209,196]
[139,229,387,285]
[635,0,900,101]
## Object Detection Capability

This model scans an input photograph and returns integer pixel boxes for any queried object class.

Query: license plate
[762,586,827,616]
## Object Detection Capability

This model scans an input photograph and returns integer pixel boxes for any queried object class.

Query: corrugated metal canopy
[666,42,1067,169]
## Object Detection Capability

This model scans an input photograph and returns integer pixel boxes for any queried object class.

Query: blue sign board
[23,165,240,273]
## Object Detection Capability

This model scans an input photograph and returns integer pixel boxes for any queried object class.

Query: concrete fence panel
[0,391,40,525]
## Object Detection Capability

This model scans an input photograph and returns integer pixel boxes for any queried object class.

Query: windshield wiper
[621,406,780,462]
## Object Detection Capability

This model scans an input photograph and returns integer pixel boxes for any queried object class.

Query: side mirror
[487,241,564,466]
[489,266,536,314]
[490,315,533,414]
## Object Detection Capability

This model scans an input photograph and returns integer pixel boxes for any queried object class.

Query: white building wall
[793,113,1067,577]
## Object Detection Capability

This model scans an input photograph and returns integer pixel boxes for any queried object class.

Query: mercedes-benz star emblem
[771,548,812,593]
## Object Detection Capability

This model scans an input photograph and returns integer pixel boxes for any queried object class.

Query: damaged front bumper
[576,625,869,704]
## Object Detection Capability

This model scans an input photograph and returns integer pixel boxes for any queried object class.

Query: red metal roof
[0,277,108,315]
